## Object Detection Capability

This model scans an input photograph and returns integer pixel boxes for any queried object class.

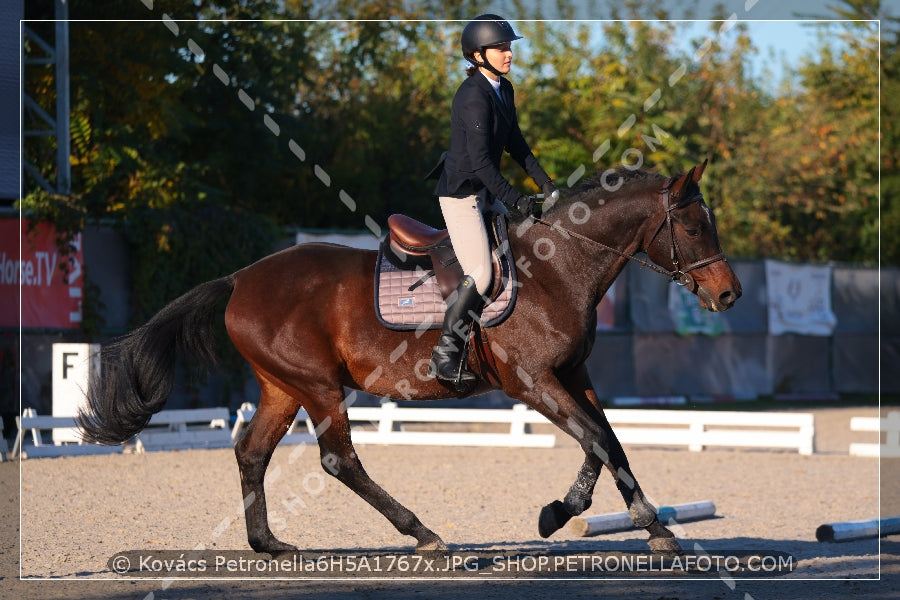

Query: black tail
[77,276,236,445]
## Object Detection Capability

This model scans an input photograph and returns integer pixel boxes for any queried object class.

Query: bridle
[533,179,727,292]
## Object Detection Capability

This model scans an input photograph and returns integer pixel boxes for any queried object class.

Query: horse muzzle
[696,280,742,312]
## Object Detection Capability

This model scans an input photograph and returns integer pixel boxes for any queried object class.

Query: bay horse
[77,161,741,557]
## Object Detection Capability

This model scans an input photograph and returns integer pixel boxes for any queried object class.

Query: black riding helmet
[461,14,522,76]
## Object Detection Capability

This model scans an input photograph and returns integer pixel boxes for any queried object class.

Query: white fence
[604,409,815,455]
[233,403,813,453]
[14,404,818,457]
[347,402,555,448]
[231,402,317,445]
[849,411,900,458]
[11,409,123,458]
[11,408,232,457]
[231,402,556,448]
[135,408,232,452]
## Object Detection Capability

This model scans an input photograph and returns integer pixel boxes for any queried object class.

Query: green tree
[725,17,880,263]
[877,10,900,264]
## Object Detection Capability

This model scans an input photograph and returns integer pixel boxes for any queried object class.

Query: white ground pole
[570,500,717,537]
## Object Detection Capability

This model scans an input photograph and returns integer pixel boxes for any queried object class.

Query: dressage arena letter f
[62,352,79,379]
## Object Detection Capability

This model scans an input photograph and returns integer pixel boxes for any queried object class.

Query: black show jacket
[432,73,550,206]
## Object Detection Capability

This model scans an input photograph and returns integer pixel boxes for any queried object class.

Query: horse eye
[685,227,702,237]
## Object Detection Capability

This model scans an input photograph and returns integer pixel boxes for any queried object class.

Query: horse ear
[669,168,695,199]
[692,158,708,183]
[669,159,708,199]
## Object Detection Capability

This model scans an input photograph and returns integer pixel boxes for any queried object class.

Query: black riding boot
[428,276,485,395]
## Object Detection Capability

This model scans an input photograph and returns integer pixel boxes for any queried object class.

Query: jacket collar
[474,72,513,123]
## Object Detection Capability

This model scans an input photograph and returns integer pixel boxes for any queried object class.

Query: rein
[533,181,727,290]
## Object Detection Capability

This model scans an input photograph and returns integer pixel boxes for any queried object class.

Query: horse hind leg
[234,375,302,555]
[306,391,448,553]
[578,406,684,556]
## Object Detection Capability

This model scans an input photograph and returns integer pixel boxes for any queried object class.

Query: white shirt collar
[481,71,502,94]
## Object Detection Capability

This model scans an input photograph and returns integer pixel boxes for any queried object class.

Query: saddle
[374,211,518,331]
[383,214,507,300]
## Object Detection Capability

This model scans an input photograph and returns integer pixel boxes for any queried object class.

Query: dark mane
[570,166,667,196]
[545,167,670,213]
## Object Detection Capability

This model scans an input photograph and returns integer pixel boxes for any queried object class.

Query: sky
[492,0,884,87]
[499,0,885,21]
[681,20,850,86]
[500,19,864,91]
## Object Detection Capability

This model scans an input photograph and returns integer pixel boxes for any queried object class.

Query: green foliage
[20,0,892,341]
[124,201,279,323]
[878,8,900,265]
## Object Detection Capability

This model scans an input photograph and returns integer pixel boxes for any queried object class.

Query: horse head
[643,160,742,312]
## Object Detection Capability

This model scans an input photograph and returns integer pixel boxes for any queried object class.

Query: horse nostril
[719,289,738,306]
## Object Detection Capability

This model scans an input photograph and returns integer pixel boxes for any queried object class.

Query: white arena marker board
[51,343,100,443]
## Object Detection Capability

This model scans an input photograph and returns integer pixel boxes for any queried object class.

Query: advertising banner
[765,259,837,336]
[0,219,84,329]
[668,283,724,336]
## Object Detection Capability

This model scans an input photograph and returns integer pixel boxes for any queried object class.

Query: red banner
[0,219,84,329]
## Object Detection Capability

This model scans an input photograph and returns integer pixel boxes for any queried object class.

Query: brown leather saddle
[380,212,510,302]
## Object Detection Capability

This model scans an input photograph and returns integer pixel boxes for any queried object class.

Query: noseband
[534,180,728,290]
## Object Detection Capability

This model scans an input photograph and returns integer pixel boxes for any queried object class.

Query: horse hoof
[416,538,449,554]
[250,536,298,557]
[538,500,571,538]
[260,542,300,559]
[648,536,685,557]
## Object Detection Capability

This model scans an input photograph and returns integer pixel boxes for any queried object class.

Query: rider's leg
[438,192,493,295]
[429,192,492,394]
[428,276,485,394]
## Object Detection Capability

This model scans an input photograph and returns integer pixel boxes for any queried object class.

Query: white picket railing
[15,404,818,457]
[11,408,123,458]
[849,411,900,458]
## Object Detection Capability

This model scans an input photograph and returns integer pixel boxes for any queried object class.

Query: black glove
[507,195,534,216]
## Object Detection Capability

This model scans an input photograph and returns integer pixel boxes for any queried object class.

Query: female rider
[428,14,559,395]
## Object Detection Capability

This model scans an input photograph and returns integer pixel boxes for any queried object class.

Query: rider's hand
[509,195,535,216]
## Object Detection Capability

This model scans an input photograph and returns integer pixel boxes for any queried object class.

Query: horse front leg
[593,412,683,556]
[565,366,682,555]
[537,455,601,538]
[520,367,683,556]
